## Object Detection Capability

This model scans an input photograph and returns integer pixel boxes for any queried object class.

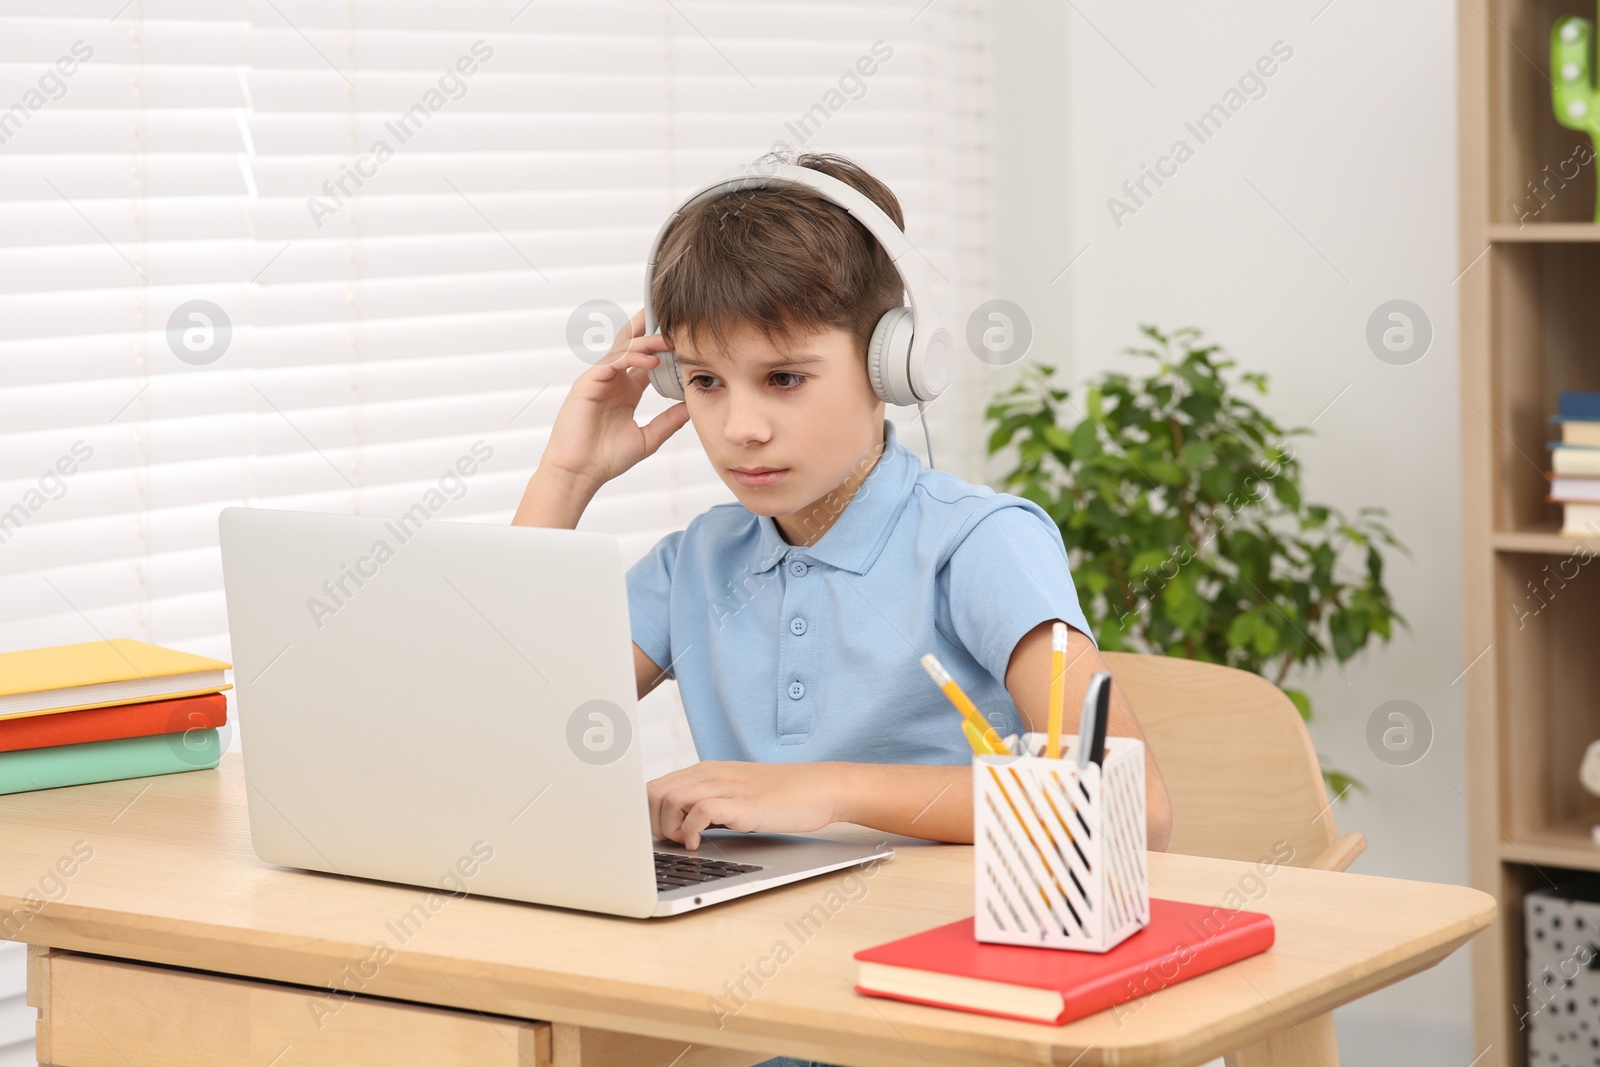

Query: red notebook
[853,897,1274,1025]
[0,692,227,753]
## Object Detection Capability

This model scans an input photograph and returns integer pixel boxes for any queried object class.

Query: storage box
[1525,877,1600,1065]
[973,732,1149,952]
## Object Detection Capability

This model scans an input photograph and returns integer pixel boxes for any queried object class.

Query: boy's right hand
[539,308,691,492]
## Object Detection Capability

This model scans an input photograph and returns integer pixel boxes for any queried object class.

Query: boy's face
[672,319,888,546]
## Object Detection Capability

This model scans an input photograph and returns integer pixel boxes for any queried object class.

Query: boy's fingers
[655,777,736,843]
[676,801,704,850]
[654,786,699,844]
[646,763,734,845]
[681,799,740,849]
[648,779,687,831]
[592,348,654,383]
[640,403,690,454]
[625,335,671,365]
[654,794,683,843]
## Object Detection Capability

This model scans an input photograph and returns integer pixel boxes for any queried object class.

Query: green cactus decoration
[1554,14,1600,223]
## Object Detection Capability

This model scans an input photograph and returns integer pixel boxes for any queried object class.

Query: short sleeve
[942,501,1096,686]
[624,529,683,679]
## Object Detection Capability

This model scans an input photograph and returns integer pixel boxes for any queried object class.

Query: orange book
[0,693,227,754]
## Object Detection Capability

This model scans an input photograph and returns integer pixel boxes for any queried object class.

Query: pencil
[920,653,1012,756]
[962,719,997,756]
[1046,621,1067,759]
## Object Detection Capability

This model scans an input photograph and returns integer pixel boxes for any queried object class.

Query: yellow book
[0,638,232,721]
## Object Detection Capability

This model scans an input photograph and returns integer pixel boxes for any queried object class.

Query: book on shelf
[1547,475,1600,504]
[1560,502,1600,539]
[1558,391,1600,423]
[1551,391,1600,448]
[1551,446,1600,478]
[852,898,1274,1026]
[1557,423,1600,449]
[0,638,231,721]
[1548,394,1600,534]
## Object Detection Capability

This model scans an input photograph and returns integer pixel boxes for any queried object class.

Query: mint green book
[0,729,221,795]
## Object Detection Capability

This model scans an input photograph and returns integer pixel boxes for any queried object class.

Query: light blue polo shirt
[625,417,1096,766]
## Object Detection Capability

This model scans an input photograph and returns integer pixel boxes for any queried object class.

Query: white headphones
[642,161,954,408]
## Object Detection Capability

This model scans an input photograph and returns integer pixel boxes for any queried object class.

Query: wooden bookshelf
[1489,222,1600,240]
[1462,2,1600,1063]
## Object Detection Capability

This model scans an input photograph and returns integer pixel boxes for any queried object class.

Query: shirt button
[790,617,807,636]
[788,680,805,700]
[789,560,808,577]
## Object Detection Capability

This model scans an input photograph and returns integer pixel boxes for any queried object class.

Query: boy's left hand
[647,760,843,850]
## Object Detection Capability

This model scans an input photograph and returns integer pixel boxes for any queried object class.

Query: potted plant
[985,325,1408,797]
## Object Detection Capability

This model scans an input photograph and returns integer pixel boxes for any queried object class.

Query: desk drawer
[27,947,550,1067]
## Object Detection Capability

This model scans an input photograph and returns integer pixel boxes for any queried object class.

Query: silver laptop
[217,506,891,918]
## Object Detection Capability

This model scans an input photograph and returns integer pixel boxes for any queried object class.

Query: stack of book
[1550,391,1600,538]
[0,638,232,795]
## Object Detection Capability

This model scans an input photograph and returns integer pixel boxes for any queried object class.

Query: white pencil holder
[973,732,1149,952]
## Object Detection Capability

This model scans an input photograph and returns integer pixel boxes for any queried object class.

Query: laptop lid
[218,506,662,918]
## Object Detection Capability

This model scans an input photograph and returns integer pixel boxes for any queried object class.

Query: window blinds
[0,0,993,700]
[0,4,990,1043]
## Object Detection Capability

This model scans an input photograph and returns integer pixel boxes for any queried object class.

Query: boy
[513,152,1173,854]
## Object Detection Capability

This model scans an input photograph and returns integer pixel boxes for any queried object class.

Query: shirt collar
[751,418,918,576]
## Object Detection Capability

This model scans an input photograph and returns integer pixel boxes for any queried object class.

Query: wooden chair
[1102,650,1365,873]
[1101,651,1365,1067]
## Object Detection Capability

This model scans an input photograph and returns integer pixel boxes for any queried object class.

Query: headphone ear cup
[867,307,914,405]
[648,348,686,401]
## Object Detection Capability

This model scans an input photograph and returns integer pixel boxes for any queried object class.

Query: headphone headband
[641,160,953,406]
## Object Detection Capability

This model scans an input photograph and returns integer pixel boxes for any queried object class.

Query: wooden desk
[0,754,1491,1067]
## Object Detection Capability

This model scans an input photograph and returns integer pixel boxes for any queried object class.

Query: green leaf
[1180,440,1215,469]
[1145,458,1185,485]
[1130,549,1171,580]
[1226,611,1256,649]
[1275,477,1301,510]
[1252,615,1280,656]
[1161,572,1190,610]
[1283,687,1312,722]
[1070,420,1100,459]
[1321,769,1368,801]
[1086,386,1105,423]
[1330,620,1355,661]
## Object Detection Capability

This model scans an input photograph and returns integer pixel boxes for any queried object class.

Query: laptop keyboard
[654,851,763,893]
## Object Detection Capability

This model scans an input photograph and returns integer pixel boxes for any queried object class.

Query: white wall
[991,1,1470,1061]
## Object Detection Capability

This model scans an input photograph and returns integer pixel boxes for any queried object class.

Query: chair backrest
[1101,650,1363,871]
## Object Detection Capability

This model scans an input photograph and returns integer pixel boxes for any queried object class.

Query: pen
[1075,671,1112,770]
[921,653,1012,757]
[1046,621,1067,759]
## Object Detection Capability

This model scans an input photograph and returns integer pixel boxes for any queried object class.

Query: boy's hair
[649,150,906,365]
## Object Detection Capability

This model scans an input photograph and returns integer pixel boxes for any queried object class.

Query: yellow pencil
[1046,620,1067,759]
[962,719,996,756]
[921,653,1012,756]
